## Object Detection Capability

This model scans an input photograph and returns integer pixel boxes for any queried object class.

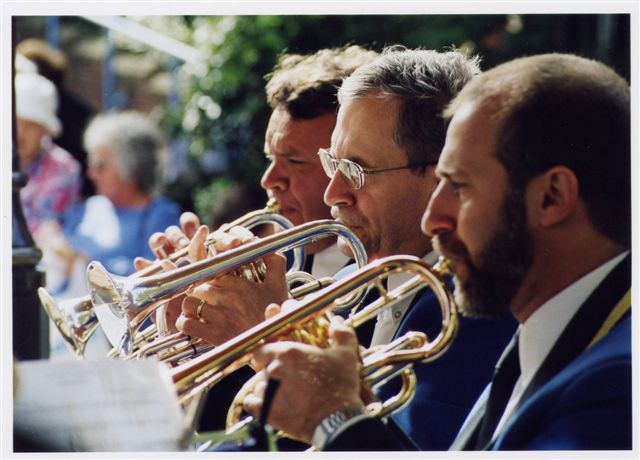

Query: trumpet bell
[38,201,302,359]
[37,288,100,358]
[86,262,137,356]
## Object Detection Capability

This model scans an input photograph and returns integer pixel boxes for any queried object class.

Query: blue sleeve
[60,201,85,236]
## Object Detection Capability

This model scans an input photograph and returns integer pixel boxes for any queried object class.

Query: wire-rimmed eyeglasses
[317,148,433,190]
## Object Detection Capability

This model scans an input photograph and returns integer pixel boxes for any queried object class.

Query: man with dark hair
[243,53,631,451]
[195,47,516,450]
[143,45,379,340]
[260,45,380,259]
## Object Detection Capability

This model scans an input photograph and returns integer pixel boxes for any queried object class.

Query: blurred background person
[17,38,96,197]
[15,71,82,240]
[54,110,182,286]
[44,111,182,357]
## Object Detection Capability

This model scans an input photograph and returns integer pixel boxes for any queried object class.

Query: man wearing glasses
[205,47,515,450]
[294,47,515,449]
[245,52,632,452]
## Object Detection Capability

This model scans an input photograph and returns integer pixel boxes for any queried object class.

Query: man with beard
[242,53,631,451]
[193,47,515,450]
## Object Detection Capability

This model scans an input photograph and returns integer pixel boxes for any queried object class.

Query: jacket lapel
[511,254,630,413]
[452,253,630,451]
[485,253,631,449]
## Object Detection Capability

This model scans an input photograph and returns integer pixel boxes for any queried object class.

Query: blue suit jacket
[376,280,517,450]
[453,254,632,450]
[326,255,632,451]
[491,313,631,450]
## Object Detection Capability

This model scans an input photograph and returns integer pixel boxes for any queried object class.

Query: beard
[433,188,534,319]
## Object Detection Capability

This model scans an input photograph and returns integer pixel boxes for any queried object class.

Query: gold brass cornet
[87,220,368,357]
[169,255,457,417]
[38,199,302,358]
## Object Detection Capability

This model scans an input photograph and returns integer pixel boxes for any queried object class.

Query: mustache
[331,208,364,227]
[432,233,471,263]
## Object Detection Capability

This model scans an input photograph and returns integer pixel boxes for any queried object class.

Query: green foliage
[193,176,234,222]
[157,14,630,220]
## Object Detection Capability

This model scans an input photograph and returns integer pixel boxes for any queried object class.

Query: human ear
[530,166,579,227]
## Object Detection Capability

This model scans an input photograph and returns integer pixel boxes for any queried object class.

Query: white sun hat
[15,72,63,137]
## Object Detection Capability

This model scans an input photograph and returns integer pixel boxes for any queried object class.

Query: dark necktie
[475,334,521,449]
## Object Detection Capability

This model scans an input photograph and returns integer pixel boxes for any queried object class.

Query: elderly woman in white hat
[16,71,81,236]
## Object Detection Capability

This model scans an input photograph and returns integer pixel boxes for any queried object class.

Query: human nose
[421,180,457,237]
[260,158,288,193]
[324,169,354,208]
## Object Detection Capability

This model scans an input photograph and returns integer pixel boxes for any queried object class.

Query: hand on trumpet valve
[176,250,288,345]
[241,316,364,444]
[133,211,201,269]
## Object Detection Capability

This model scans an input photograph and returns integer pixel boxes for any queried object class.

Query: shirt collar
[370,250,438,346]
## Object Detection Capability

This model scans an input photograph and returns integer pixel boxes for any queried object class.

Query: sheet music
[13,358,189,452]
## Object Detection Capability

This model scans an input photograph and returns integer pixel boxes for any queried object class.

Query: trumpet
[87,220,368,357]
[135,274,337,364]
[169,254,457,421]
[38,199,303,358]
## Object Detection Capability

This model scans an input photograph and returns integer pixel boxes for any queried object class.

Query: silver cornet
[38,199,303,358]
[87,220,368,357]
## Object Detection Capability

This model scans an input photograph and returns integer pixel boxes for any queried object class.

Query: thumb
[329,316,358,349]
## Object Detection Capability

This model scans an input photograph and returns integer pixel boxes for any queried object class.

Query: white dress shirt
[492,250,629,440]
[310,243,351,278]
[369,251,439,346]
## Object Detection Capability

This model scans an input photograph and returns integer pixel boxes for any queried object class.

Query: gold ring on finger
[196,299,207,323]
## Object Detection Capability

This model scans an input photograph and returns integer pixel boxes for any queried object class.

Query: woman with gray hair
[49,111,181,296]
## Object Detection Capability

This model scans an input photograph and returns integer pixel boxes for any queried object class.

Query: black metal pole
[12,16,48,360]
